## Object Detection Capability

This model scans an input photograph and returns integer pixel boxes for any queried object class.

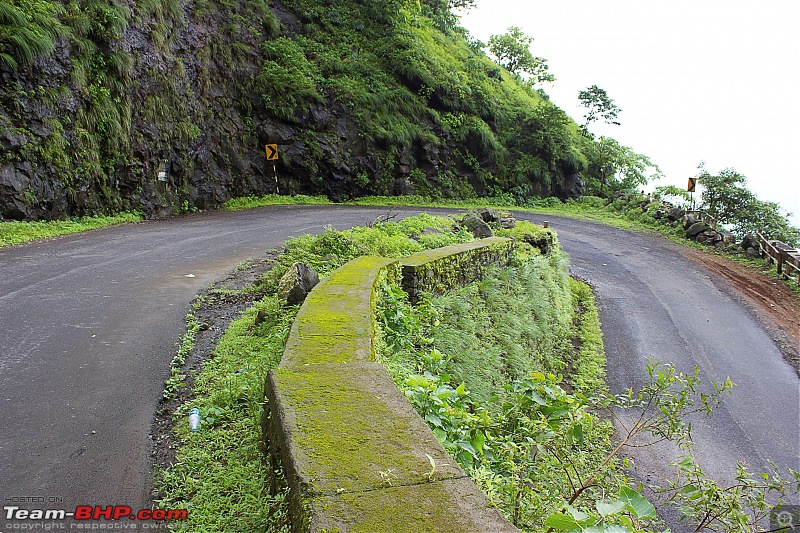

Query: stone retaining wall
[401,236,514,303]
[262,239,517,532]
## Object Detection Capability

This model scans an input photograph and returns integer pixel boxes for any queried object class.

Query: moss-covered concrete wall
[262,241,517,532]
[401,236,513,302]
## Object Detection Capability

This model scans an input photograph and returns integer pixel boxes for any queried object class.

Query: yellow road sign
[265,144,278,161]
[688,177,697,192]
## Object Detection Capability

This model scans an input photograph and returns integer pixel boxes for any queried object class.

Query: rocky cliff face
[0,0,587,221]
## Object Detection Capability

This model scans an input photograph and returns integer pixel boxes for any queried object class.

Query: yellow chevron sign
[265,144,279,161]
[688,177,697,192]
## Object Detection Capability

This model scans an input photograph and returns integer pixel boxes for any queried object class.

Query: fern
[0,2,26,26]
[0,0,69,69]
[0,51,16,69]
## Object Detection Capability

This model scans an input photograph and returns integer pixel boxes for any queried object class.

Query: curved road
[1,206,797,527]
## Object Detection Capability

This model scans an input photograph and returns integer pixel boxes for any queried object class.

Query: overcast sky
[460,1,800,228]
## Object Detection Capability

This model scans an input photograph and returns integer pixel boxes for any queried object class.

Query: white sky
[460,0,800,228]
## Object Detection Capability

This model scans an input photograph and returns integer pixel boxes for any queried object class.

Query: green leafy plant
[664,456,800,533]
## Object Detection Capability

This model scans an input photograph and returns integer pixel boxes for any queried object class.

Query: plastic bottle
[189,408,201,432]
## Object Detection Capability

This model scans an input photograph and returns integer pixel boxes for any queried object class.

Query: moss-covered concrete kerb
[262,239,518,532]
[401,237,513,302]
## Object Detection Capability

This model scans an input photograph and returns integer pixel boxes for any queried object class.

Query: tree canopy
[582,136,661,195]
[698,166,799,245]
[578,85,621,134]
[487,26,555,86]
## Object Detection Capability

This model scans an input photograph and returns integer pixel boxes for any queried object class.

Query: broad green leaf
[424,412,443,427]
[528,390,547,405]
[544,512,581,530]
[619,486,657,519]
[571,422,584,447]
[406,374,429,387]
[596,499,626,517]
[455,382,467,397]
[566,505,590,522]
[456,440,477,455]
[470,430,486,454]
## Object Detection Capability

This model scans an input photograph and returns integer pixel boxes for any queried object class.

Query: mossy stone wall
[262,241,517,532]
[401,236,513,302]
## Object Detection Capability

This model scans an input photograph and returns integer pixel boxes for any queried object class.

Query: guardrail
[756,231,800,283]
[643,194,798,283]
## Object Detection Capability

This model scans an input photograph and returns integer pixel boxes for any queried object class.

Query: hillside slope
[1,0,589,220]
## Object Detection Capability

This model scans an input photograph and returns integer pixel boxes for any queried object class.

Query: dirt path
[683,248,800,372]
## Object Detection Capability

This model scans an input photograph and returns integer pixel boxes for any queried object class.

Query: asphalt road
[1,206,798,527]
[518,214,800,508]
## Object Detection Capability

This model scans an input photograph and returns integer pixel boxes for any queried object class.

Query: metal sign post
[265,144,279,194]
[688,177,697,209]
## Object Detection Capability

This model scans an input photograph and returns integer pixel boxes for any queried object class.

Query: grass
[156,296,296,531]
[0,211,142,247]
[222,193,332,211]
[226,192,800,296]
[155,214,475,529]
[375,231,618,531]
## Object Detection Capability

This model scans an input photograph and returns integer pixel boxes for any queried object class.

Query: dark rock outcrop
[523,232,554,255]
[461,214,493,239]
[277,262,320,305]
[0,1,591,221]
[686,222,709,238]
[666,207,685,222]
[555,173,585,201]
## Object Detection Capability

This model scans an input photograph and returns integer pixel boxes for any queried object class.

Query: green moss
[312,480,504,533]
[273,365,453,495]
[281,257,397,366]
[401,237,511,267]
[401,238,513,300]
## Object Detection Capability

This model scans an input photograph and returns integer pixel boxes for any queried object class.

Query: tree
[421,0,476,32]
[584,136,661,196]
[698,166,800,245]
[578,85,621,135]
[487,26,555,86]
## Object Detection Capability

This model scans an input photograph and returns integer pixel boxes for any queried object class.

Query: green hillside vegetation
[231,0,592,199]
[1,0,601,220]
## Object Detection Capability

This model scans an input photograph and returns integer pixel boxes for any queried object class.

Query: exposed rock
[277,262,320,305]
[473,208,516,228]
[461,213,493,238]
[720,231,736,245]
[686,222,709,238]
[666,207,685,222]
[523,232,553,255]
[393,177,415,196]
[556,173,585,201]
[0,163,33,220]
[680,213,698,229]
[695,229,722,246]
[746,247,761,258]
[740,234,759,251]
[475,208,501,223]
[499,217,516,229]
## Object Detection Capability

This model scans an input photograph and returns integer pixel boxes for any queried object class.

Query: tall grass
[0,0,69,69]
